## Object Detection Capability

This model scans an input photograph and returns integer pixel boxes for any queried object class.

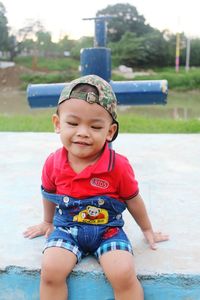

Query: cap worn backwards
[58,74,118,121]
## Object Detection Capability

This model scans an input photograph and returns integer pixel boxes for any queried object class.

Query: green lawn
[0,111,199,133]
[0,90,200,133]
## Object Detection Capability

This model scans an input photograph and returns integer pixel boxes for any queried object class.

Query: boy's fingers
[23,223,54,239]
[150,242,157,250]
[154,232,169,243]
[146,235,157,250]
[23,228,43,239]
[143,231,155,249]
[143,230,169,250]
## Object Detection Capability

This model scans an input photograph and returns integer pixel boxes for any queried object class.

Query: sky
[2,0,200,41]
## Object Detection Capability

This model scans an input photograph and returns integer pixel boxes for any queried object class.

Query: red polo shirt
[42,143,139,202]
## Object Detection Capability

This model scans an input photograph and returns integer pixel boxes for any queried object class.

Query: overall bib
[42,187,133,260]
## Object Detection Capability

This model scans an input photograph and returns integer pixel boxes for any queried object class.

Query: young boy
[24,75,168,300]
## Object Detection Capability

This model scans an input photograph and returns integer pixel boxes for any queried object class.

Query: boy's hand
[142,229,169,250]
[23,221,54,239]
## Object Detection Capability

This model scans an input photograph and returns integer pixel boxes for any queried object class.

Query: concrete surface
[0,61,15,69]
[1,132,200,299]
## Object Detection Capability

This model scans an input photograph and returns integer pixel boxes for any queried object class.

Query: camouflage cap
[58,74,118,121]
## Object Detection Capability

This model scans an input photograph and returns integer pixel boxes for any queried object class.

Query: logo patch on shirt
[90,177,109,189]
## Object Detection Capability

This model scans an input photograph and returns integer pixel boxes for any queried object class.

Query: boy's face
[52,98,117,163]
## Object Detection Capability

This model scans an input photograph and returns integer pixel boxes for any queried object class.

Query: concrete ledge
[1,133,200,299]
[1,267,200,300]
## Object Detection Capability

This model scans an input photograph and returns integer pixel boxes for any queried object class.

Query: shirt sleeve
[118,157,139,200]
[41,153,56,192]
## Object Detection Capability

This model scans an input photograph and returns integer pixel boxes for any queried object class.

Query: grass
[0,112,199,133]
[0,113,54,132]
[15,56,79,71]
[134,67,200,90]
[118,115,200,133]
[20,71,79,89]
[15,56,80,89]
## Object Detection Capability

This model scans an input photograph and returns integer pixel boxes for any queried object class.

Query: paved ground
[1,132,200,276]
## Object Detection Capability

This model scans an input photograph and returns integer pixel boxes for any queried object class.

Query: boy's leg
[99,250,144,300]
[40,247,77,300]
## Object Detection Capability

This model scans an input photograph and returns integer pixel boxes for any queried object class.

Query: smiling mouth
[73,141,91,146]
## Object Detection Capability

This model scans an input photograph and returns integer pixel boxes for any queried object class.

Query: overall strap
[41,187,127,228]
[41,186,65,205]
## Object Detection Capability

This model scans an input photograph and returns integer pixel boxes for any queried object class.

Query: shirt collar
[63,143,115,177]
[89,143,115,174]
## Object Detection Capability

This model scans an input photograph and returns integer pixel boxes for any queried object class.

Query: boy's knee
[110,263,137,289]
[41,261,66,285]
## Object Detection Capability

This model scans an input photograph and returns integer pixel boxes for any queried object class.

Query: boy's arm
[42,198,56,223]
[23,198,55,239]
[126,193,169,249]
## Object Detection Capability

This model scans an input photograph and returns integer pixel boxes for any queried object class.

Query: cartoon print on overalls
[73,205,109,224]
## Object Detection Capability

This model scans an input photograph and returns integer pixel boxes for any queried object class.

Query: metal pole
[175,32,180,73]
[81,16,112,81]
[94,18,106,47]
[185,37,191,72]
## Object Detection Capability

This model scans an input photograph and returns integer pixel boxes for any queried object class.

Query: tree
[181,38,200,67]
[16,20,58,58]
[0,2,9,50]
[36,30,53,55]
[57,35,76,54]
[70,36,93,59]
[139,31,173,67]
[17,19,44,42]
[96,3,154,42]
[110,30,175,68]
[109,32,144,67]
[7,35,18,60]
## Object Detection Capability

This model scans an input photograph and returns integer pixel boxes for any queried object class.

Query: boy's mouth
[73,141,91,146]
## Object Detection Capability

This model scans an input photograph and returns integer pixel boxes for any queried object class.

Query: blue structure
[1,267,200,300]
[81,16,112,81]
[27,16,168,108]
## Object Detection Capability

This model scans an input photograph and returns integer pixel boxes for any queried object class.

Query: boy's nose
[76,125,90,137]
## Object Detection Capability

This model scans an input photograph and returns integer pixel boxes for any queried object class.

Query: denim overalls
[42,187,133,260]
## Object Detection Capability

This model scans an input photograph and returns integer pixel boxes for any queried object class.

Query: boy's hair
[72,83,98,95]
[58,74,119,141]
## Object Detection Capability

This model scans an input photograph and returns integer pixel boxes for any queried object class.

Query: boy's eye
[67,122,78,126]
[91,126,102,130]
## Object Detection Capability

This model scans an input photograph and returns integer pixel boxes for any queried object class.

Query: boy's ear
[106,123,118,142]
[52,114,60,134]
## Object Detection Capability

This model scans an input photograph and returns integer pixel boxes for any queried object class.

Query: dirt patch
[0,65,41,115]
[0,65,32,88]
[0,66,28,114]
